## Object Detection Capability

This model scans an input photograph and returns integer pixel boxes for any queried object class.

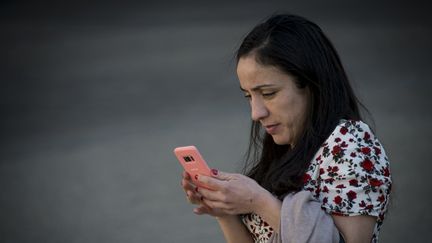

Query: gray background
[1,1,431,242]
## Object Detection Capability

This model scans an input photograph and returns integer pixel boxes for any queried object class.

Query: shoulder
[320,120,387,167]
[306,119,392,220]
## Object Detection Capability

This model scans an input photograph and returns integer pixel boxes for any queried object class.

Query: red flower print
[346,190,357,201]
[293,120,392,243]
[336,184,346,189]
[332,212,344,216]
[361,147,371,154]
[332,145,342,156]
[369,178,383,187]
[361,159,374,172]
[303,173,312,184]
[334,196,343,205]
[327,166,339,173]
[323,186,329,193]
[364,131,370,140]
[340,126,348,135]
[383,167,390,177]
[349,179,359,187]
[374,146,381,155]
[341,141,348,148]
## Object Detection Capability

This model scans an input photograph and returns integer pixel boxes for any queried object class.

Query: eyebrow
[239,84,276,92]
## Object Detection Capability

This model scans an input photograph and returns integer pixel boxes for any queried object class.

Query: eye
[262,91,276,98]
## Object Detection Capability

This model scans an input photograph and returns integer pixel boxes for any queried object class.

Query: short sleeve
[316,120,392,221]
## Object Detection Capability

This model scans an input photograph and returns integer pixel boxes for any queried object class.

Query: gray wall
[1,1,431,242]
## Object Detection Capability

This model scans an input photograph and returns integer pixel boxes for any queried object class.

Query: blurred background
[1,0,431,242]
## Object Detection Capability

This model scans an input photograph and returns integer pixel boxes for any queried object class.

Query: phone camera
[183,155,195,162]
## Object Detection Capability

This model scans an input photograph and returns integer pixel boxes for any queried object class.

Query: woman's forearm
[216,215,253,243]
[253,188,282,232]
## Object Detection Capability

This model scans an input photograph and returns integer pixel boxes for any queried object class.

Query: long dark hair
[236,13,364,197]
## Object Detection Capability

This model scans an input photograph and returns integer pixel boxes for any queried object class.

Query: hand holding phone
[174,145,212,189]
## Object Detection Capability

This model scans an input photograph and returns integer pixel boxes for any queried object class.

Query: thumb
[210,168,232,181]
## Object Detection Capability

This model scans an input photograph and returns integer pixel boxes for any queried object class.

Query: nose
[250,98,269,121]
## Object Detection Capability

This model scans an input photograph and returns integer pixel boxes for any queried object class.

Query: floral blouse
[242,120,392,243]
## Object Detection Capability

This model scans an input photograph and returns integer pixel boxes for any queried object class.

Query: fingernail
[194,174,198,180]
[211,169,218,176]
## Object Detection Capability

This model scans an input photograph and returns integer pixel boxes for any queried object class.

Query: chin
[272,136,291,146]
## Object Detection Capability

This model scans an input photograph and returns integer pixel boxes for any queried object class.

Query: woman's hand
[180,171,228,217]
[196,169,268,215]
[182,169,281,231]
[181,171,202,205]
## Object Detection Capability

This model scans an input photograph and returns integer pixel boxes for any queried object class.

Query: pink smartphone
[174,145,211,189]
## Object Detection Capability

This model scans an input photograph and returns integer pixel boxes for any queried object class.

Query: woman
[181,13,391,243]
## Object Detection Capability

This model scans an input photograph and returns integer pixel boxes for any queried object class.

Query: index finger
[197,174,226,191]
[182,171,191,179]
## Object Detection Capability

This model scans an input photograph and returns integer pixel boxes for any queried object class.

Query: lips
[264,124,279,134]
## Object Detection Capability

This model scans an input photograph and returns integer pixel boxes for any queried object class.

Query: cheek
[280,98,308,129]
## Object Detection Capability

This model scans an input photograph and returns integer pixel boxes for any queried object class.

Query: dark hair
[236,13,364,197]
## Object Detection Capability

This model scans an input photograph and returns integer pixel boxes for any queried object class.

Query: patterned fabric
[242,213,274,242]
[242,120,392,243]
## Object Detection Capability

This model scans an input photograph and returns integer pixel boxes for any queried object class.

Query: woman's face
[237,55,310,146]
